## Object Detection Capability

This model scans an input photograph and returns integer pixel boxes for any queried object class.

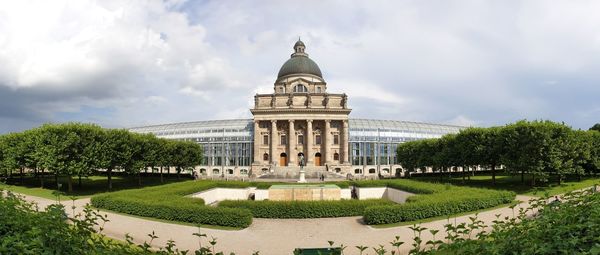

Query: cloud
[1,1,600,133]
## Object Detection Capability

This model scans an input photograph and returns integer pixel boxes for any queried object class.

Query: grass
[0,175,189,200]
[414,173,600,197]
[370,200,519,228]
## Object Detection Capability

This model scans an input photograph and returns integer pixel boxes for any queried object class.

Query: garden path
[20,194,536,255]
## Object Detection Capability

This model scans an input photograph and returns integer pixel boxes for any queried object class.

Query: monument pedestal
[298,170,307,183]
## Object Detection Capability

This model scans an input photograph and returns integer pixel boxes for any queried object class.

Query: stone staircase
[258,166,346,180]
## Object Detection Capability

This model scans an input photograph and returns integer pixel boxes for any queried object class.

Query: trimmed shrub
[363,183,515,224]
[90,180,254,228]
[219,199,393,218]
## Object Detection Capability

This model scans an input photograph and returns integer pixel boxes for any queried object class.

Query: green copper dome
[277,39,323,79]
[277,56,323,78]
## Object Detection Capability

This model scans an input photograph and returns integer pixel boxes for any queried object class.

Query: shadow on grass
[412,173,600,196]
[1,174,190,197]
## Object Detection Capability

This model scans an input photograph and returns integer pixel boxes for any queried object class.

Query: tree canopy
[397,120,600,186]
[0,123,203,192]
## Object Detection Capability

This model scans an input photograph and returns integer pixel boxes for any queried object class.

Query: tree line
[397,120,600,186]
[0,123,203,192]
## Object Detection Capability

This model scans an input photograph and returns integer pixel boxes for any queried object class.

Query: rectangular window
[263,135,268,145]
[298,135,304,145]
[281,135,287,145]
[333,135,339,145]
[315,135,321,145]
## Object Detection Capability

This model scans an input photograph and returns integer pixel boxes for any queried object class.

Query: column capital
[271,119,277,124]
[288,119,295,124]
[325,119,331,123]
[307,119,313,123]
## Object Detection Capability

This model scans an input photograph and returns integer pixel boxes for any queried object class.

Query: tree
[453,128,484,181]
[37,123,102,193]
[584,130,600,175]
[480,127,504,185]
[170,141,203,180]
[1,132,27,184]
[98,129,134,191]
[590,123,600,132]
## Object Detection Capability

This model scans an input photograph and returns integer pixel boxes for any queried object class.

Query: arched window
[294,84,308,93]
[199,168,206,174]
[212,169,220,174]
[333,153,340,161]
[240,169,248,175]
[316,87,322,93]
[369,168,376,174]
[354,169,362,174]
[263,153,269,161]
[227,169,234,175]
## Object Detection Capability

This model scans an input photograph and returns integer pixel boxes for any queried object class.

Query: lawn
[413,173,600,196]
[0,175,189,200]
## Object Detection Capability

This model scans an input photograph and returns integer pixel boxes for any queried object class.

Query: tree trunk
[462,166,466,183]
[67,175,73,193]
[558,175,562,185]
[177,167,181,180]
[108,167,113,191]
[20,167,24,184]
[467,166,471,181]
[521,170,525,184]
[138,172,142,186]
[439,167,443,182]
[78,174,82,187]
[160,166,164,183]
[491,163,496,186]
[55,173,59,189]
[40,168,44,188]
[531,175,536,186]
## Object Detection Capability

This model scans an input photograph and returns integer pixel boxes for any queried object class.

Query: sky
[1,0,599,133]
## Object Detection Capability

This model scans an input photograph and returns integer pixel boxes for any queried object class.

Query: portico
[251,39,351,173]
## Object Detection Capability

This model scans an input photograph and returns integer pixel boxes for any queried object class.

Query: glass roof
[348,118,463,133]
[129,119,253,134]
[129,118,464,135]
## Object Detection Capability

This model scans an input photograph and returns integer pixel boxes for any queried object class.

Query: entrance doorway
[280,153,287,166]
[314,152,322,166]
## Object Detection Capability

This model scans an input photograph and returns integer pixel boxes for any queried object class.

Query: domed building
[130,40,463,178]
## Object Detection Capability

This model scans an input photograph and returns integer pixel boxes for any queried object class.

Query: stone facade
[250,40,351,174]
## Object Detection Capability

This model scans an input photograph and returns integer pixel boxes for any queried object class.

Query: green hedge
[219,199,393,218]
[363,183,515,224]
[90,181,255,228]
[91,179,515,227]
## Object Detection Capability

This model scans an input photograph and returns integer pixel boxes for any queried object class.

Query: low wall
[341,188,351,199]
[356,187,414,203]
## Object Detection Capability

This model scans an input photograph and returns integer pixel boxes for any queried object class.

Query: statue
[298,154,306,183]
[299,154,305,169]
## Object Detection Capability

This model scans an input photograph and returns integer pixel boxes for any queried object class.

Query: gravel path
[18,194,536,255]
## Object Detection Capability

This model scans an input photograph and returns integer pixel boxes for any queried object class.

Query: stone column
[324,119,331,164]
[270,120,277,165]
[306,120,313,165]
[342,120,350,164]
[253,120,260,163]
[288,120,296,166]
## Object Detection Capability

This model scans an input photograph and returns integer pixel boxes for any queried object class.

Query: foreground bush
[363,180,515,224]
[219,199,393,218]
[427,189,600,254]
[0,191,149,254]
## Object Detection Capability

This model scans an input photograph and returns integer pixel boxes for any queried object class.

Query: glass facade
[129,118,463,167]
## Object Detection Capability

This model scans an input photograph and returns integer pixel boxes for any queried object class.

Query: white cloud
[2,0,600,132]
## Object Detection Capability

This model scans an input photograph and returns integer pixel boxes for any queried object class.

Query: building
[130,40,463,178]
